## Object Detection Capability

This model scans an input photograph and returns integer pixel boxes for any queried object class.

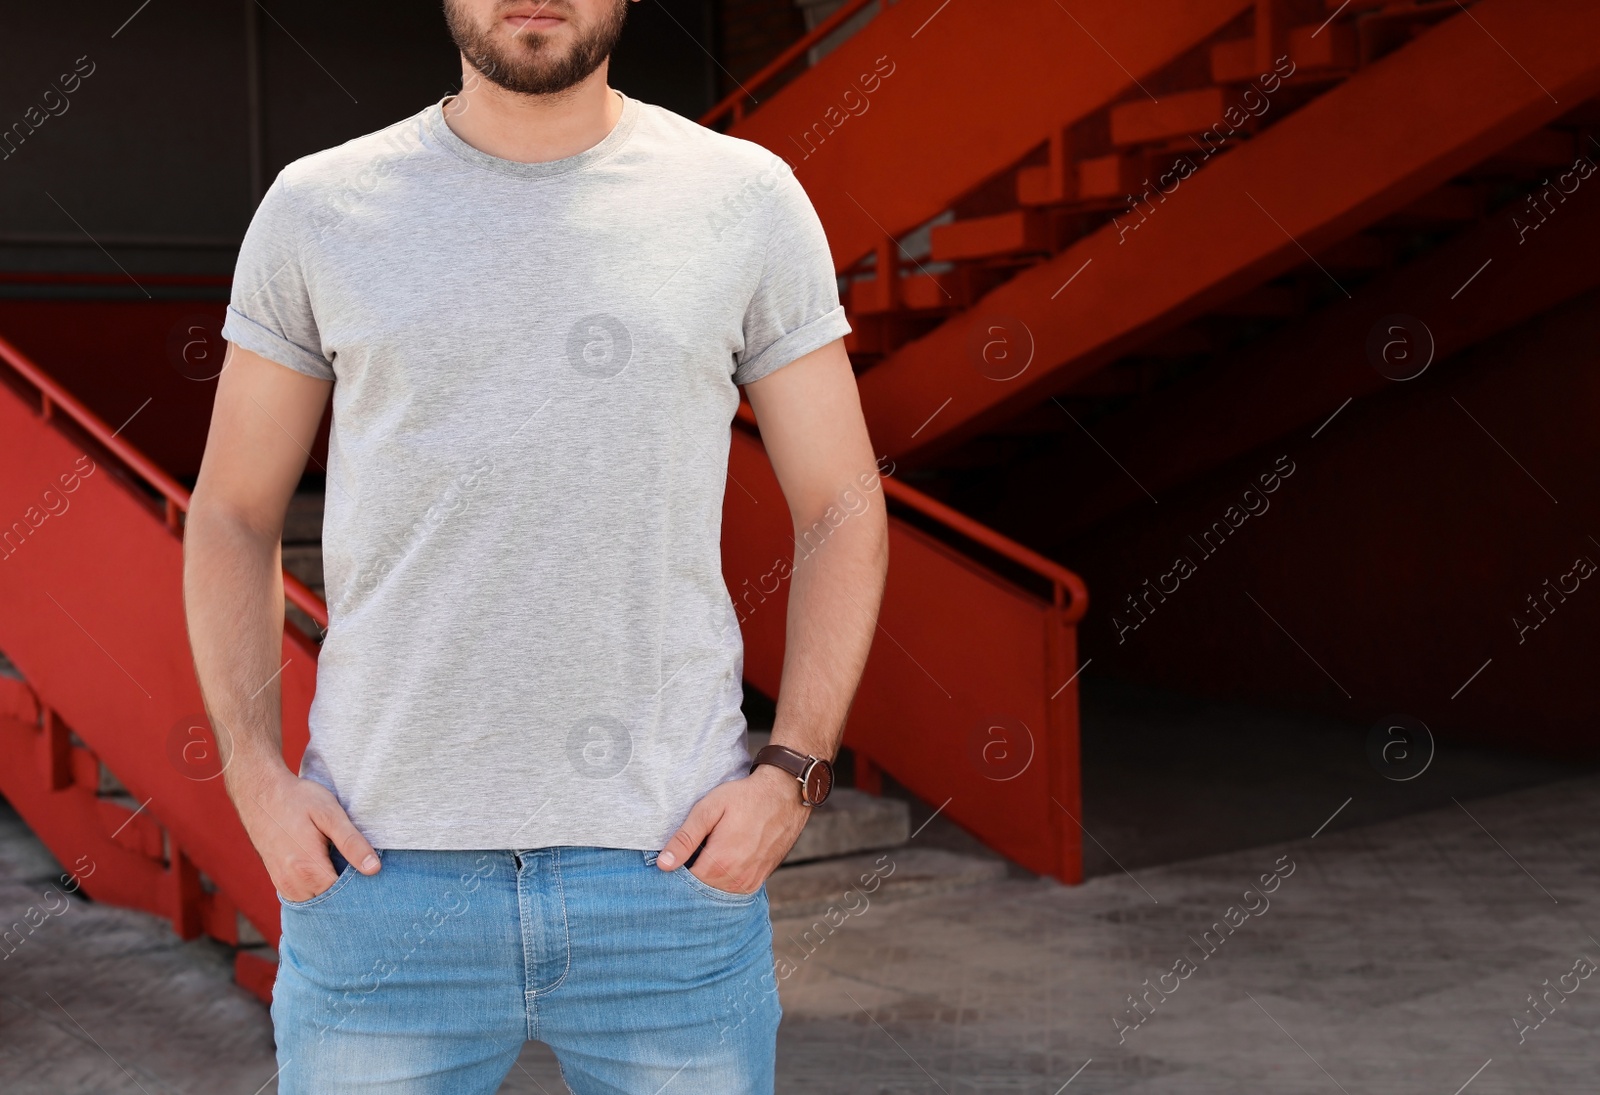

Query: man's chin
[481,60,580,95]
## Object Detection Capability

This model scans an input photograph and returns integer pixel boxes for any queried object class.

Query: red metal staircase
[0,332,324,997]
[714,0,1600,513]
[852,0,1600,465]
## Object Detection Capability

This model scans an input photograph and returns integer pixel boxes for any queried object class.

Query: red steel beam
[857,0,1600,462]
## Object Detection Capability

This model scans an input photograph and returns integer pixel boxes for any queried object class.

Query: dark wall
[1073,287,1600,759]
[0,298,230,480]
[0,1,716,278]
[718,0,808,87]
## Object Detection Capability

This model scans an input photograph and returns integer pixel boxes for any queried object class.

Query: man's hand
[657,764,810,893]
[232,763,381,903]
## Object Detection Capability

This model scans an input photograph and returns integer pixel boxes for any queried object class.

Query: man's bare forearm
[182,505,294,800]
[767,474,889,761]
[182,350,372,897]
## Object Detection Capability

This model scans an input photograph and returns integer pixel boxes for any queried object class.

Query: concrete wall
[0,1,716,278]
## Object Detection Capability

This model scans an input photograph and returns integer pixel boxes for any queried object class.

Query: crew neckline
[423,89,639,180]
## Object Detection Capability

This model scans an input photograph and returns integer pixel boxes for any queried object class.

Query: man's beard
[443,1,631,97]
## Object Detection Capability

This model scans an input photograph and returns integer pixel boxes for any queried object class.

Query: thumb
[315,801,381,875]
[659,797,722,870]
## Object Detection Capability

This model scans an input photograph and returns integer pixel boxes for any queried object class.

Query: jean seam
[528,848,572,999]
[518,853,537,1040]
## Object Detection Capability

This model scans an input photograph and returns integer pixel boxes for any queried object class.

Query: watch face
[803,759,834,805]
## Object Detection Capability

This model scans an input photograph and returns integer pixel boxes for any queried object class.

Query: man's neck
[442,61,622,165]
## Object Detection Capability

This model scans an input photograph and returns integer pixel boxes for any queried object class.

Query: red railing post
[39,706,72,792]
[166,845,205,941]
[1045,584,1085,884]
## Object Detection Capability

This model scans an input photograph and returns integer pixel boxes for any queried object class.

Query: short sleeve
[732,165,851,386]
[222,175,336,381]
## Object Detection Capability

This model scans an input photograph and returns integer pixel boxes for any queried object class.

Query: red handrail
[0,331,330,630]
[699,0,891,130]
[733,401,1087,622]
[881,477,1089,621]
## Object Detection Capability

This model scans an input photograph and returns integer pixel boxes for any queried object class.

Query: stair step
[97,764,129,797]
[848,272,952,315]
[1111,87,1228,149]
[786,788,910,863]
[1074,153,1147,203]
[766,847,1007,921]
[97,793,163,859]
[928,210,1049,263]
[1016,163,1068,207]
[1210,22,1358,85]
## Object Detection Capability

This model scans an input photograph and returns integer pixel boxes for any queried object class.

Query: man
[182,1,888,1091]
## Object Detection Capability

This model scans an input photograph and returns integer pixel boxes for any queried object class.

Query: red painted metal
[733,400,1088,612]
[716,0,1252,273]
[854,0,1600,461]
[0,329,328,628]
[0,682,243,954]
[0,339,320,969]
[1003,154,1600,543]
[702,0,891,130]
[724,421,1086,881]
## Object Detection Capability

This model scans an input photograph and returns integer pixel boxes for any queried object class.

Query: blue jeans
[271,846,781,1093]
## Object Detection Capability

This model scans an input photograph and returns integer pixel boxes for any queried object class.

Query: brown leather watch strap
[751,744,834,806]
[750,744,809,780]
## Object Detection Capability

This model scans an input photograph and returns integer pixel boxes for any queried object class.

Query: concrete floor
[2,687,1597,1093]
[1074,680,1593,875]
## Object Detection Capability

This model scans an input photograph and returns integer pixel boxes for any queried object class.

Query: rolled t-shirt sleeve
[222,174,335,382]
[732,165,851,386]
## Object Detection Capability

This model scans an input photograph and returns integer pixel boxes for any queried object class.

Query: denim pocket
[676,866,762,905]
[278,846,370,909]
[643,849,762,905]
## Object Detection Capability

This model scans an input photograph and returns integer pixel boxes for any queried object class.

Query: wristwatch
[751,744,834,807]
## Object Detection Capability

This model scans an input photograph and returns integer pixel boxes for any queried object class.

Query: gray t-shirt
[223,92,849,850]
